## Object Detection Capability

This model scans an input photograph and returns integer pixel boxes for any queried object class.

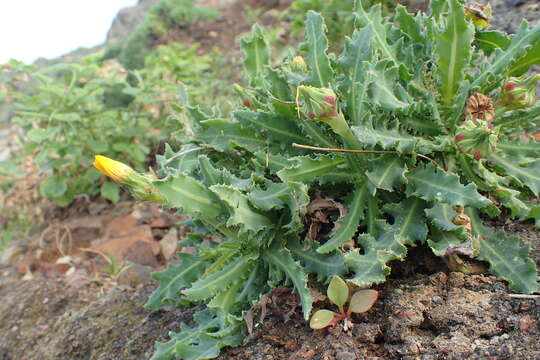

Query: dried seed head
[463,93,495,123]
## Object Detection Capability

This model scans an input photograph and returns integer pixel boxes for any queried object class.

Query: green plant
[80,247,130,279]
[10,58,160,206]
[131,42,230,111]
[288,0,396,52]
[97,1,540,359]
[0,214,32,254]
[310,275,378,329]
[7,38,226,206]
[103,254,129,278]
[118,0,220,70]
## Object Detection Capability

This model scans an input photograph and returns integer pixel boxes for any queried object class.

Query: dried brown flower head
[463,93,495,123]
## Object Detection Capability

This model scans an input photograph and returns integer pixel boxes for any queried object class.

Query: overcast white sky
[0,0,138,64]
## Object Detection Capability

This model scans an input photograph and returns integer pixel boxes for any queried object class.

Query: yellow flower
[93,155,134,182]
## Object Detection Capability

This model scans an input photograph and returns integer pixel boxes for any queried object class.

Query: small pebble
[506,0,525,6]
[432,295,443,304]
[335,351,356,360]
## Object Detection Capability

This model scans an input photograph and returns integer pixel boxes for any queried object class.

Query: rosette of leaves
[147,1,540,359]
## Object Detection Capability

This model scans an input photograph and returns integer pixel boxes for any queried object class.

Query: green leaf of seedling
[348,289,378,314]
[101,182,120,203]
[39,177,67,198]
[27,127,59,142]
[327,276,349,309]
[310,309,337,330]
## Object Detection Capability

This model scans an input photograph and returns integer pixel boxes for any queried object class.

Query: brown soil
[1,261,538,360]
[150,0,294,62]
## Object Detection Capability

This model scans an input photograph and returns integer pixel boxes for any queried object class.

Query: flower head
[298,86,339,122]
[463,93,495,124]
[454,119,499,160]
[93,155,165,203]
[93,155,134,183]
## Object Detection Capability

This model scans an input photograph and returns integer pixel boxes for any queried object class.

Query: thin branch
[292,143,436,164]
[163,147,204,166]
[507,294,540,299]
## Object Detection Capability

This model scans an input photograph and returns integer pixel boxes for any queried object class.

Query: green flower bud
[454,119,499,160]
[297,86,360,149]
[298,86,339,122]
[233,83,258,109]
[498,75,540,110]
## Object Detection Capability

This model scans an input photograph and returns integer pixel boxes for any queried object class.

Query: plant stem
[292,143,436,164]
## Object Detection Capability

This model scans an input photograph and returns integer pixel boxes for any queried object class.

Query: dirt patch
[1,269,538,360]
[149,0,293,62]
[0,277,193,360]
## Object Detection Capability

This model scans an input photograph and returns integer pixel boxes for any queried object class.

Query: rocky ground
[1,0,539,359]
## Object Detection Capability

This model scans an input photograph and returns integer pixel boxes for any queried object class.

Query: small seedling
[80,248,129,279]
[310,276,378,330]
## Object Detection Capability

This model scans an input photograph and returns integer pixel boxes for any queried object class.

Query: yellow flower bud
[291,56,307,72]
[93,155,135,183]
[93,155,166,203]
